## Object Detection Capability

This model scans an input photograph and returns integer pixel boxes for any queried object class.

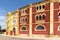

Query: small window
[22,27,26,30]
[21,9,25,13]
[36,25,44,30]
[42,15,45,20]
[23,18,27,22]
[36,16,39,20]
[20,18,27,22]
[39,6,41,9]
[42,5,45,9]
[39,15,41,20]
[36,6,39,10]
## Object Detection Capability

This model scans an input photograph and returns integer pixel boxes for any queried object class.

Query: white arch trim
[20,26,28,31]
[35,25,46,31]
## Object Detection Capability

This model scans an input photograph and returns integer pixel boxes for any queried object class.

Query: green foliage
[0,26,2,30]
[0,26,5,34]
[0,32,3,34]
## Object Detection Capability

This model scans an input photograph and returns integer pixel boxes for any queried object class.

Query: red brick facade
[19,8,29,35]
[18,2,60,35]
[7,1,60,36]
[53,2,60,35]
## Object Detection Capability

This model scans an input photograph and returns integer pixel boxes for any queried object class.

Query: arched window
[39,15,41,20]
[36,16,39,20]
[13,27,16,35]
[36,25,45,30]
[42,15,45,20]
[42,5,45,9]
[36,6,39,10]
[39,6,41,9]
[21,18,27,22]
[22,27,26,30]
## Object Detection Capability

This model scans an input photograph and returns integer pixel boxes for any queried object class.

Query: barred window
[36,26,44,30]
[21,18,27,22]
[22,27,26,30]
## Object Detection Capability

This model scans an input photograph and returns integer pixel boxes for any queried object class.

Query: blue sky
[0,0,42,29]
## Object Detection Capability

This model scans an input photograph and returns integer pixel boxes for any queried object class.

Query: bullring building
[6,0,60,37]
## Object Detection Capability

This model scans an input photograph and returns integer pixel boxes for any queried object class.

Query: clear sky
[0,0,42,29]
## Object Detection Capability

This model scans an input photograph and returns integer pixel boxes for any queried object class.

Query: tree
[2,29,6,32]
[0,26,2,30]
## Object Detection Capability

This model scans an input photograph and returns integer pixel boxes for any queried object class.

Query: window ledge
[35,29,46,31]
[20,22,27,25]
[36,20,45,24]
[36,9,45,12]
[20,30,28,31]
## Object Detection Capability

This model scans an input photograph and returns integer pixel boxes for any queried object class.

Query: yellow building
[6,12,11,35]
[6,10,19,36]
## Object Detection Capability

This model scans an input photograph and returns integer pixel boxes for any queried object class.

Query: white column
[29,4,32,36]
[50,2,54,34]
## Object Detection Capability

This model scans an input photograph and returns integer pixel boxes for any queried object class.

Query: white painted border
[35,25,46,31]
[50,2,54,34]
[20,26,28,31]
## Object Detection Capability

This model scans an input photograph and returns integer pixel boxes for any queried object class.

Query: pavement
[0,34,60,40]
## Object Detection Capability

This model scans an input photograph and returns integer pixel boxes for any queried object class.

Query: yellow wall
[6,10,19,36]
[6,12,11,35]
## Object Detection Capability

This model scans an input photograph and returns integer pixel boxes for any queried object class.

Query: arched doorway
[13,27,16,36]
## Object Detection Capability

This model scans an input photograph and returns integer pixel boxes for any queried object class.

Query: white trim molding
[20,26,28,31]
[29,4,32,36]
[50,2,54,34]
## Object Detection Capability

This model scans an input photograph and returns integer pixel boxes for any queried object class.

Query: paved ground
[0,34,60,40]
